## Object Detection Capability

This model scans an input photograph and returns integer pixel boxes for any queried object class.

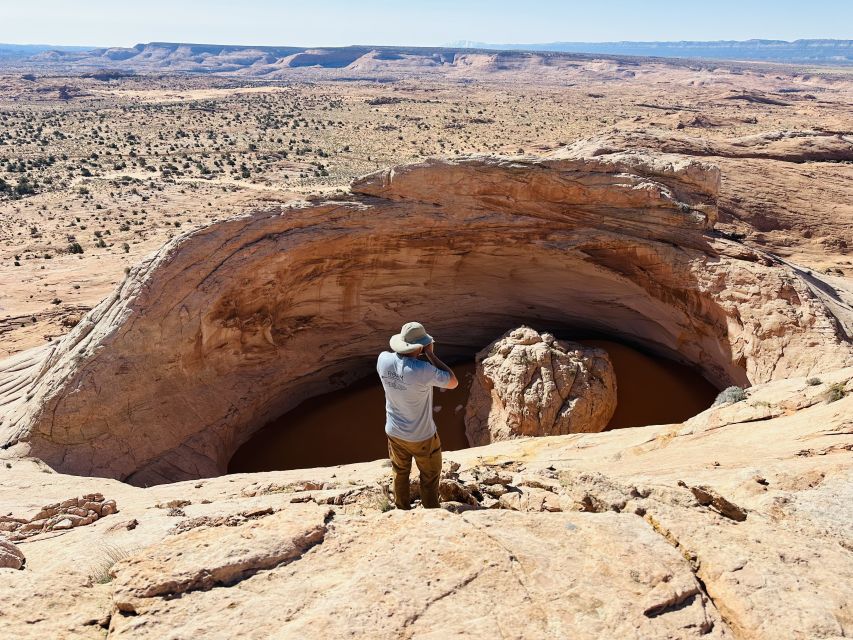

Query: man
[377,321,458,509]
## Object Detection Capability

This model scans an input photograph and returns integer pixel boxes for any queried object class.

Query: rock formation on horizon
[465,327,617,445]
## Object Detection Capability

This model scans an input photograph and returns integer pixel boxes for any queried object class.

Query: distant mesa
[446,39,853,65]
[2,39,850,77]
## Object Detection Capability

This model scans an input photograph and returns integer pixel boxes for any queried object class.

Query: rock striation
[1,143,851,484]
[465,326,617,445]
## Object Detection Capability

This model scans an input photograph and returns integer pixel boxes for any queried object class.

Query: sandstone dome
[1,142,851,485]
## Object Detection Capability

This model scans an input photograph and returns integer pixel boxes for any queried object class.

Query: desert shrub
[15,177,35,195]
[826,382,847,403]
[88,545,136,584]
[806,377,822,386]
[713,386,747,407]
[372,494,393,512]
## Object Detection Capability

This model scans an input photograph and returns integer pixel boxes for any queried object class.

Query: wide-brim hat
[390,321,433,354]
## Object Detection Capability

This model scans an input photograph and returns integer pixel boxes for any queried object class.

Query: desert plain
[0,45,852,638]
[2,52,851,356]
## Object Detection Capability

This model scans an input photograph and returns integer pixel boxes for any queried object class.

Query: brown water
[228,340,718,473]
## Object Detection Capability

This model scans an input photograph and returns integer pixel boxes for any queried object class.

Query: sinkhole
[228,335,718,474]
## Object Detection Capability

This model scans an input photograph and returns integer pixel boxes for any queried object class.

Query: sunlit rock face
[465,327,617,445]
[1,143,850,484]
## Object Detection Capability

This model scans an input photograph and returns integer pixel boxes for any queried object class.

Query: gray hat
[390,321,433,354]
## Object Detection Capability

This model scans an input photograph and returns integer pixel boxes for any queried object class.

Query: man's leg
[387,436,413,510]
[413,432,442,509]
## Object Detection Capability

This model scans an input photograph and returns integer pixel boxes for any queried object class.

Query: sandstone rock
[558,469,650,514]
[111,505,330,613]
[106,518,139,532]
[2,148,850,483]
[155,499,191,509]
[465,326,617,445]
[498,486,562,512]
[0,538,25,569]
[108,510,726,639]
[480,495,500,509]
[513,473,562,492]
[482,483,508,497]
[563,128,853,164]
[457,466,513,487]
[0,371,850,638]
[437,479,479,506]
[439,501,479,513]
[689,485,748,522]
[0,493,118,541]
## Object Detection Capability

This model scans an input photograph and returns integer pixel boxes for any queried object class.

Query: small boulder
[499,487,562,512]
[0,539,25,569]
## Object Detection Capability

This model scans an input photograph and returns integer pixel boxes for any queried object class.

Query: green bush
[15,177,35,195]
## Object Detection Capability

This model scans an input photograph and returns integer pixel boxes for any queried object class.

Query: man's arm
[423,342,458,389]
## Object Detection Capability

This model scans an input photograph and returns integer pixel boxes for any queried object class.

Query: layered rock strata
[1,144,851,483]
[0,493,118,542]
[465,326,617,445]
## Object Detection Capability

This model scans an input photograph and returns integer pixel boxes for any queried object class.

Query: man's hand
[422,340,457,389]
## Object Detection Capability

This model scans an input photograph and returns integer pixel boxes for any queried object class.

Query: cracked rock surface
[465,326,617,445]
[0,369,850,638]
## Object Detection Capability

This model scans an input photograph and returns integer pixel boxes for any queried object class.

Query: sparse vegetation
[826,382,847,403]
[372,493,393,512]
[87,544,136,584]
[806,377,822,386]
[713,386,748,407]
[0,62,850,359]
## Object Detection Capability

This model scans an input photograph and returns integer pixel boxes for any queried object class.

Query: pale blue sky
[1,0,850,48]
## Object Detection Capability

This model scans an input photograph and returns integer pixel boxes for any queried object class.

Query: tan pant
[387,432,442,510]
